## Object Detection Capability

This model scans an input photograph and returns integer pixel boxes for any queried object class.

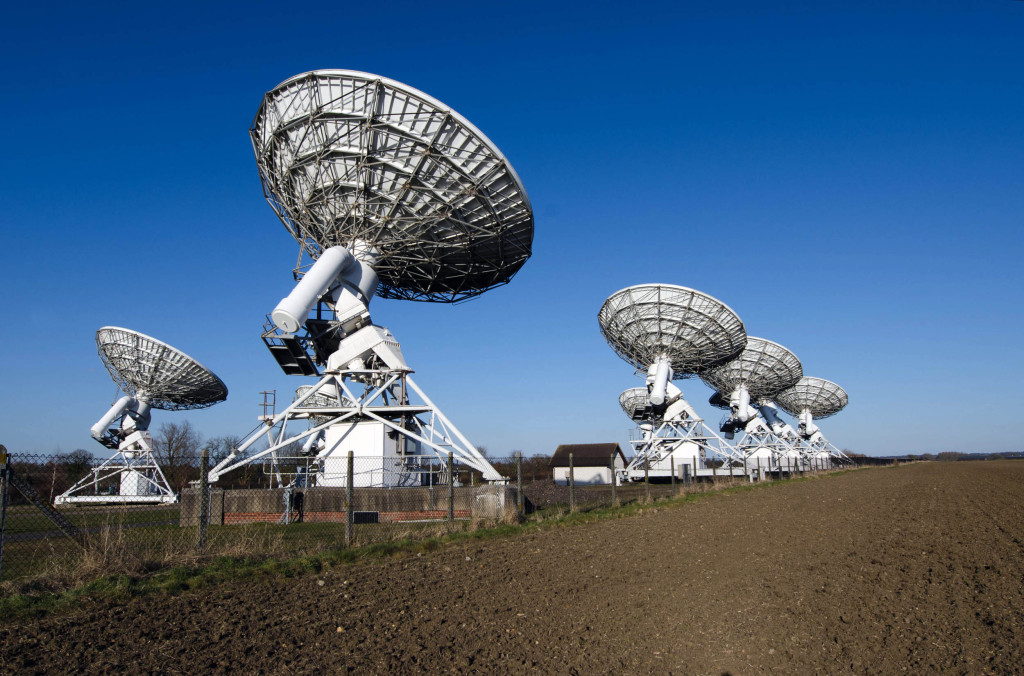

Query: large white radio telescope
[212,70,533,486]
[699,336,803,467]
[599,284,747,477]
[774,376,850,461]
[56,328,228,504]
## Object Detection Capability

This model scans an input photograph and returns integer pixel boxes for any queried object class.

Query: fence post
[516,452,524,516]
[0,450,9,581]
[345,451,354,547]
[670,456,676,494]
[694,456,698,486]
[610,452,617,507]
[743,453,748,481]
[447,452,455,528]
[196,448,209,551]
[644,458,650,503]
[568,453,575,512]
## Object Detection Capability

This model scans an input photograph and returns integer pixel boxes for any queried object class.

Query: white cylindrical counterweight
[647,356,673,406]
[91,395,134,440]
[272,246,355,333]
[757,400,784,431]
[799,409,819,438]
[301,430,322,455]
[123,399,152,433]
[729,385,755,424]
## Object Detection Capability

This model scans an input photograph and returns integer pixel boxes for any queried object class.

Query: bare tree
[207,434,243,465]
[152,421,202,470]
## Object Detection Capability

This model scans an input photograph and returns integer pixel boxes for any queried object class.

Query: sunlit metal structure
[774,377,850,464]
[211,70,533,486]
[599,284,747,479]
[56,328,228,504]
[699,337,804,469]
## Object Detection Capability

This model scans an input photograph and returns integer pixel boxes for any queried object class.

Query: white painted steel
[272,246,354,333]
[59,328,228,505]
[55,429,177,505]
[775,377,848,420]
[598,284,746,377]
[90,396,133,440]
[244,71,526,486]
[209,369,504,485]
[699,337,805,468]
[699,337,802,402]
[648,357,672,406]
[251,69,533,302]
[618,387,650,419]
[774,377,849,463]
[600,283,749,480]
[96,327,228,411]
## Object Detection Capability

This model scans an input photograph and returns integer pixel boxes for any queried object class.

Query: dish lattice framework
[293,385,352,425]
[774,377,848,419]
[699,337,802,401]
[96,327,228,411]
[598,284,746,376]
[618,387,650,418]
[251,69,534,303]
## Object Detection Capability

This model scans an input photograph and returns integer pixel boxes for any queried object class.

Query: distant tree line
[873,451,1022,462]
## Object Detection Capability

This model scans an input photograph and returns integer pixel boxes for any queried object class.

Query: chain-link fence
[0,449,858,588]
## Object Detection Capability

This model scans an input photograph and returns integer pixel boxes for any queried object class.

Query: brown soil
[2,462,1023,674]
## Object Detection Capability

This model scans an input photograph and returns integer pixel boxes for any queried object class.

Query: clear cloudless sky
[1,0,1022,458]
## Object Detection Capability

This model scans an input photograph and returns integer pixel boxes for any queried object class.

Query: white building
[550,443,628,485]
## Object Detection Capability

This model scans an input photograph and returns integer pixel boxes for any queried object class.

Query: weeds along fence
[0,450,854,590]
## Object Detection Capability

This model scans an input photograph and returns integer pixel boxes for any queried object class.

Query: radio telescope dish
[218,70,528,488]
[699,337,802,401]
[56,328,227,506]
[251,69,534,302]
[96,327,228,410]
[598,284,746,376]
[600,284,747,480]
[619,387,650,419]
[775,377,848,420]
[700,337,804,469]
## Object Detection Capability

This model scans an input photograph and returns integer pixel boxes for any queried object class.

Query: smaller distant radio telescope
[209,70,532,487]
[56,328,228,504]
[774,377,850,464]
[599,284,748,479]
[699,337,804,470]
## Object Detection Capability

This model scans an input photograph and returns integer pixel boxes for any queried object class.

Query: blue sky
[1,1,1022,457]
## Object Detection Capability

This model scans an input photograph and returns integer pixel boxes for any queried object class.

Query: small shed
[549,443,627,485]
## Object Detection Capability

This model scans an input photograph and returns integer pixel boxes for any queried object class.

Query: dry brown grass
[2,468,850,598]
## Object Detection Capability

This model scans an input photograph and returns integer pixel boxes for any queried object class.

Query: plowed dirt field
[2,461,1022,674]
